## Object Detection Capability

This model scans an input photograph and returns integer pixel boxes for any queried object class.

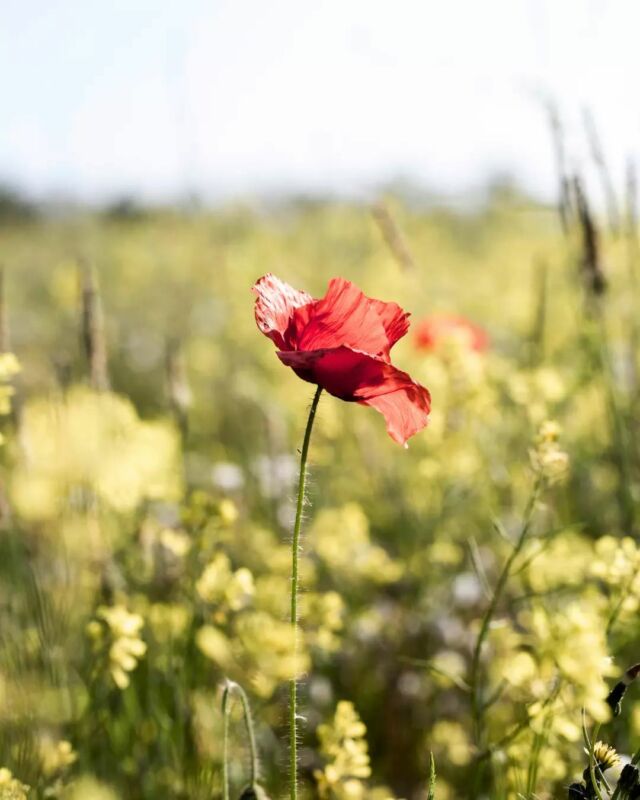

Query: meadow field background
[0,180,639,800]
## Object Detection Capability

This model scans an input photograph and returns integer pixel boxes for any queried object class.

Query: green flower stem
[222,681,259,800]
[470,475,542,749]
[289,385,322,800]
[587,722,606,800]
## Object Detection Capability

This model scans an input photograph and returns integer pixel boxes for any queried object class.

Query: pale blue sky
[1,0,638,201]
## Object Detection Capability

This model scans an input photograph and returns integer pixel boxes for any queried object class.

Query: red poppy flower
[414,314,488,353]
[253,274,431,445]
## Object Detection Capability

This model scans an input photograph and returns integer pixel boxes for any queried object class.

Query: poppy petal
[277,346,384,398]
[296,278,389,357]
[253,274,313,350]
[277,345,430,443]
[358,385,431,446]
[369,298,410,358]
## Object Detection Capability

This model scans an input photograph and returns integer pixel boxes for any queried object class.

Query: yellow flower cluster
[190,497,356,699]
[530,420,569,484]
[430,720,472,767]
[196,553,255,612]
[315,701,372,799]
[527,603,613,721]
[480,596,614,793]
[592,535,640,622]
[507,367,567,424]
[311,504,402,585]
[198,612,305,698]
[146,602,191,644]
[0,768,29,800]
[12,388,181,521]
[38,735,77,777]
[61,776,119,800]
[88,605,147,689]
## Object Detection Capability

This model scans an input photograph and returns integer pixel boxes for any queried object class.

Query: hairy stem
[289,386,322,800]
[222,680,259,799]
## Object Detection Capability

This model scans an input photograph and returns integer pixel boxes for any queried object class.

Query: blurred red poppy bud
[414,314,488,353]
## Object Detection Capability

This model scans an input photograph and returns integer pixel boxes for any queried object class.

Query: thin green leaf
[427,752,436,800]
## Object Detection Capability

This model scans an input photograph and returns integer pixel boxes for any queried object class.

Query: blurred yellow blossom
[196,625,233,670]
[523,531,594,593]
[430,721,472,766]
[12,388,181,520]
[61,776,120,800]
[236,612,307,696]
[38,735,77,777]
[302,591,345,652]
[92,605,147,689]
[311,504,402,585]
[196,553,255,611]
[218,498,239,525]
[0,768,29,800]
[530,419,569,484]
[523,601,614,723]
[147,603,191,643]
[158,528,191,558]
[315,701,371,800]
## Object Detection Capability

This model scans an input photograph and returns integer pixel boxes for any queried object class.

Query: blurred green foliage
[1,192,640,799]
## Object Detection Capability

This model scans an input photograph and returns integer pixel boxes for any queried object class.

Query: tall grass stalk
[583,108,620,236]
[79,261,110,391]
